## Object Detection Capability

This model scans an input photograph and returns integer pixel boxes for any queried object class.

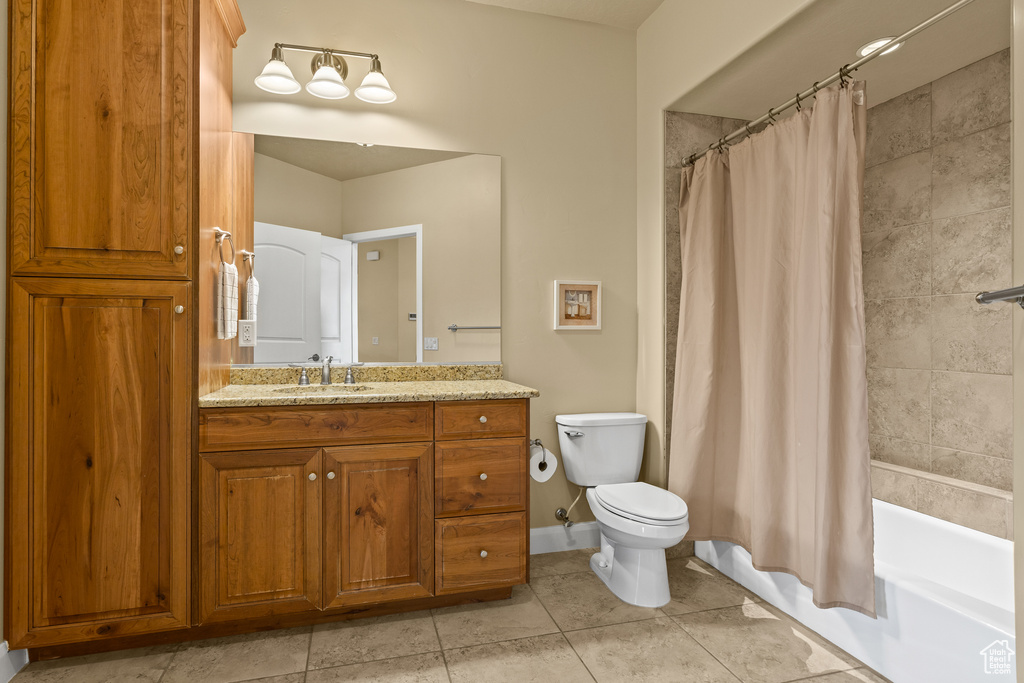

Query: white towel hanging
[217,261,238,340]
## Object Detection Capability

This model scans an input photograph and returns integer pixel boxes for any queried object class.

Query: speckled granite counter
[199,379,539,408]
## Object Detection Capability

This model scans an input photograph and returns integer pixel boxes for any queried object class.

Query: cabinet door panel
[199,449,321,622]
[7,278,191,648]
[323,444,433,609]
[9,0,191,278]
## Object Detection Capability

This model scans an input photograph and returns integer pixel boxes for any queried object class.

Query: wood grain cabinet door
[6,278,191,648]
[8,0,192,278]
[199,449,322,623]
[322,444,434,609]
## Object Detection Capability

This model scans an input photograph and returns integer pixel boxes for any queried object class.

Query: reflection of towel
[217,262,238,339]
[246,274,259,320]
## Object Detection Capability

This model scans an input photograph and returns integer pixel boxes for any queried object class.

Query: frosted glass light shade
[355,60,396,104]
[255,58,301,94]
[306,65,350,99]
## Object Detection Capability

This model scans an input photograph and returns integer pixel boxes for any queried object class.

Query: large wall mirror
[245,135,501,365]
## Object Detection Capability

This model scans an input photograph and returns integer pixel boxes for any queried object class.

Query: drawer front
[435,513,526,594]
[436,439,526,515]
[199,403,433,452]
[435,399,527,440]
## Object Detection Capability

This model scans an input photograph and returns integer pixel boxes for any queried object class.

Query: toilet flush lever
[563,431,584,438]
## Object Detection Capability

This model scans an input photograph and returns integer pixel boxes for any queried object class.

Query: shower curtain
[668,82,875,616]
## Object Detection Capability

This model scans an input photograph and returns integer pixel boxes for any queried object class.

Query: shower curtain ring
[766,107,777,126]
[744,123,754,136]
[839,64,851,87]
[794,92,802,112]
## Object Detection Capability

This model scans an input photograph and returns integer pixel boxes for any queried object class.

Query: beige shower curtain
[669,83,875,616]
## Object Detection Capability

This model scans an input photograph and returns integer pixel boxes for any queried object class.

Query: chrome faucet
[344,362,363,384]
[320,355,334,385]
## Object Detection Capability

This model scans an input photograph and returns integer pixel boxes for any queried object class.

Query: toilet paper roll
[530,443,557,483]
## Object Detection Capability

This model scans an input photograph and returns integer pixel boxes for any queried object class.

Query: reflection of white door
[320,235,355,363]
[253,222,322,363]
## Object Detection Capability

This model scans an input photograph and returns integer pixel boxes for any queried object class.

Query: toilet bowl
[555,413,689,608]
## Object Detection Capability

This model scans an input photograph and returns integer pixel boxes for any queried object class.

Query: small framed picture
[554,280,602,330]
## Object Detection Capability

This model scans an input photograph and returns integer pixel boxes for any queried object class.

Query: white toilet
[556,412,688,608]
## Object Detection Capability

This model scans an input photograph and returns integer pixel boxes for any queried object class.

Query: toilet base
[589,536,671,608]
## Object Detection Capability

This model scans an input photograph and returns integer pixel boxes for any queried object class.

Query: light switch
[424,337,438,351]
[239,320,257,347]
[372,336,380,345]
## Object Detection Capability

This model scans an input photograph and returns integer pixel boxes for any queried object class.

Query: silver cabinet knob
[174,305,184,314]
[480,550,488,558]
[327,471,336,480]
[479,416,487,424]
[308,473,317,481]
[173,245,185,255]
[479,473,488,481]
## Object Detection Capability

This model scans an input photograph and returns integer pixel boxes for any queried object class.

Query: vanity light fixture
[254,43,396,103]
[856,37,903,58]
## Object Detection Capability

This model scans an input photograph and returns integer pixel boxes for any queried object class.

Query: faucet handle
[323,355,334,365]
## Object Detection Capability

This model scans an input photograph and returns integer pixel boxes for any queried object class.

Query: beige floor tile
[239,675,306,683]
[660,557,759,616]
[162,627,311,683]
[306,652,449,683]
[433,583,558,649]
[529,548,596,578]
[12,645,177,683]
[798,668,891,682]
[673,603,859,683]
[446,633,593,683]
[308,610,440,670]
[565,617,738,682]
[530,571,663,631]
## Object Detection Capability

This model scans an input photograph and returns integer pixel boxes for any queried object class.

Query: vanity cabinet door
[199,448,322,623]
[322,444,434,609]
[6,278,191,648]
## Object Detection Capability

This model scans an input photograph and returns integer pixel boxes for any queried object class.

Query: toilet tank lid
[555,412,648,427]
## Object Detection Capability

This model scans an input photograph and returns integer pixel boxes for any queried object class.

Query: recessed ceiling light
[856,37,903,58]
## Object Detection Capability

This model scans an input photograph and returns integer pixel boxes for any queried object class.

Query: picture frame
[554,280,602,330]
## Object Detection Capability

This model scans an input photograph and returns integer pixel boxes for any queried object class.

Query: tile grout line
[428,610,454,683]
[865,113,1011,171]
[303,624,314,679]
[662,613,745,683]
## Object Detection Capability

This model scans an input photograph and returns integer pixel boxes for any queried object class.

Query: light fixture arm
[274,42,378,62]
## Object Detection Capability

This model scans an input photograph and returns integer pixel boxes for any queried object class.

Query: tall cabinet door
[323,444,434,609]
[8,0,193,278]
[6,278,192,648]
[199,448,322,622]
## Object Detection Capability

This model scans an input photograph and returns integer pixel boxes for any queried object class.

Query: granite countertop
[199,379,540,408]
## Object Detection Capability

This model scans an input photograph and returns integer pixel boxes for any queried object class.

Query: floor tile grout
[428,609,455,683]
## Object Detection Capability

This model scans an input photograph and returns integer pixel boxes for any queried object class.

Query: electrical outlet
[372,336,380,345]
[238,320,257,347]
[424,337,438,351]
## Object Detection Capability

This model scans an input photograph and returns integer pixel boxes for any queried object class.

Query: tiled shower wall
[665,49,1013,539]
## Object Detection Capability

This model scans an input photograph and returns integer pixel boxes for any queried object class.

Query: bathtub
[696,499,1015,683]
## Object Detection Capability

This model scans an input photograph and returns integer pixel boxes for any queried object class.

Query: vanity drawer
[435,399,527,440]
[435,512,526,593]
[436,438,527,516]
[199,403,434,451]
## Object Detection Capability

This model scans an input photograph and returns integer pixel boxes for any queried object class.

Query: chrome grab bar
[976,284,1024,309]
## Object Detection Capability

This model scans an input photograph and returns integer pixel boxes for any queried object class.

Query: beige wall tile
[1007,500,1014,541]
[862,225,931,300]
[866,368,931,442]
[863,151,931,233]
[665,112,724,168]
[916,478,1007,537]
[870,464,919,509]
[932,49,1011,145]
[866,84,931,167]
[931,447,1012,491]
[865,298,930,369]
[931,294,1011,374]
[931,371,1012,458]
[932,207,1012,295]
[869,434,930,471]
[931,123,1011,220]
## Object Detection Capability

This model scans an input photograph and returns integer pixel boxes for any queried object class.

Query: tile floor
[12,549,889,683]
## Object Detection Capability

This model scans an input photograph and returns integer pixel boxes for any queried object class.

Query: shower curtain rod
[682,0,977,167]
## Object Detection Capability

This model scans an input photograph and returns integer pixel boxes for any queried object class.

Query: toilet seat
[594,482,688,526]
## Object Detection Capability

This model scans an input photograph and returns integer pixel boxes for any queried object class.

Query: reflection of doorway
[343,225,424,363]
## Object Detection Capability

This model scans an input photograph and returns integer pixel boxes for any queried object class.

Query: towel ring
[213,227,235,264]
[241,250,255,275]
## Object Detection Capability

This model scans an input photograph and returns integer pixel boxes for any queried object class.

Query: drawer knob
[174,245,185,255]
[480,550,488,558]
[174,305,184,314]
[327,471,336,480]
[479,416,488,424]
[479,473,488,481]
[308,473,317,481]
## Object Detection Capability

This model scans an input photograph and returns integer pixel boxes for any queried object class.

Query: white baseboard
[0,641,28,682]
[530,522,600,554]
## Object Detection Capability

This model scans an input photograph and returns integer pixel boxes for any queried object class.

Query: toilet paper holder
[530,438,549,472]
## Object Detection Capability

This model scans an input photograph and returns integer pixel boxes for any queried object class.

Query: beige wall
[397,237,417,360]
[232,0,638,526]
[357,240,402,362]
[336,155,501,363]
[253,153,344,234]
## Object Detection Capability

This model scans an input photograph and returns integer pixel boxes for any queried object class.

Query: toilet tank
[555,413,648,486]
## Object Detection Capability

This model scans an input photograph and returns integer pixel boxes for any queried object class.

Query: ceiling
[463,0,663,30]
[253,136,470,182]
[672,0,1010,119]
